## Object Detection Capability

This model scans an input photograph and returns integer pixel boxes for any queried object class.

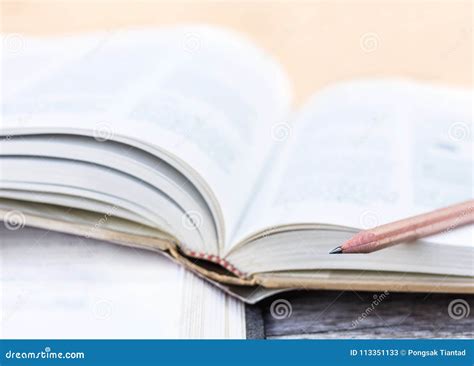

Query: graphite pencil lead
[329,246,343,254]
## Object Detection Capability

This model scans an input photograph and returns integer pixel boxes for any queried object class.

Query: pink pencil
[330,200,474,254]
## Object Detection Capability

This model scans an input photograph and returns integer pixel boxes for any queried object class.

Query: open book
[1,26,473,303]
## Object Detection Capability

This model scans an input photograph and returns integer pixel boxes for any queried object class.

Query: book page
[237,80,473,247]
[0,226,245,339]
[1,26,291,250]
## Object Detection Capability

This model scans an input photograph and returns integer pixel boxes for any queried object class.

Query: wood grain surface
[253,291,473,339]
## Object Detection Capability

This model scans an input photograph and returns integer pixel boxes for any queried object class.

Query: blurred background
[1,0,472,105]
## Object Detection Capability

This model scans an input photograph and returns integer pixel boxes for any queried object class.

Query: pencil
[329,199,474,254]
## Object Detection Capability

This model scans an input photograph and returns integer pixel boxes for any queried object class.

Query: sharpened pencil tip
[329,246,343,254]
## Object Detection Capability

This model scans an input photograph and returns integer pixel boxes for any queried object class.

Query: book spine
[168,247,256,286]
[184,250,246,278]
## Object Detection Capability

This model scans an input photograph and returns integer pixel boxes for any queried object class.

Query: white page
[0,226,245,339]
[1,27,292,251]
[237,80,473,246]
[1,33,107,100]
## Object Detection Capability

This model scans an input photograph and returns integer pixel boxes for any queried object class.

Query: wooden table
[247,291,473,339]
